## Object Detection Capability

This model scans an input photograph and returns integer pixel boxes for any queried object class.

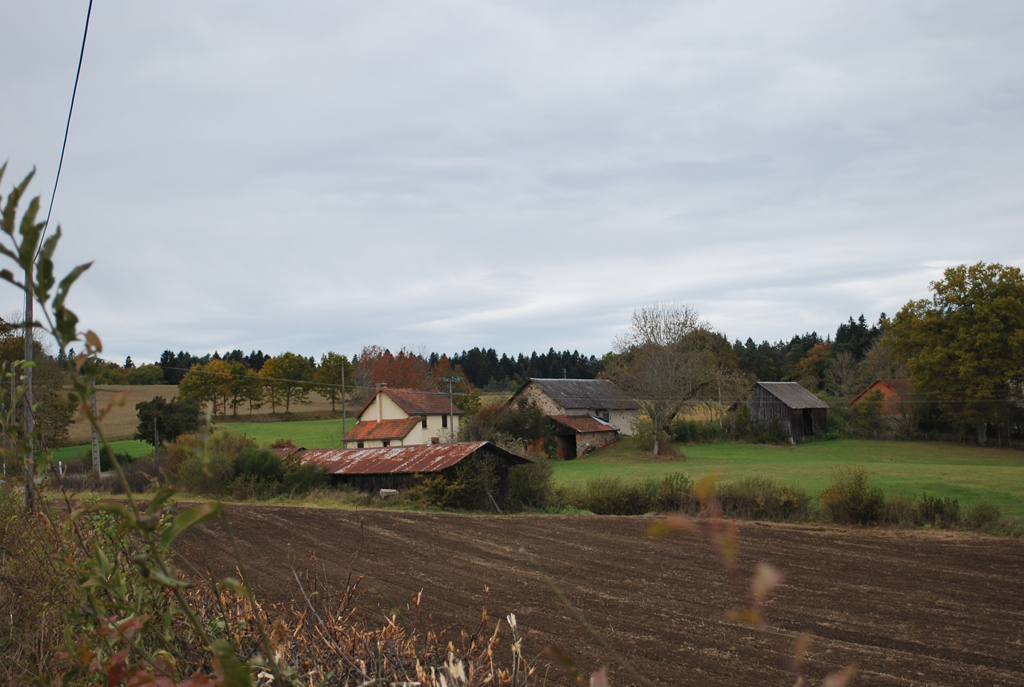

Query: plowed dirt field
[186,506,1024,686]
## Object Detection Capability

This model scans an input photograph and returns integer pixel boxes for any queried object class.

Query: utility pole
[718,379,723,430]
[90,378,100,474]
[442,376,461,442]
[23,289,34,511]
[341,359,347,438]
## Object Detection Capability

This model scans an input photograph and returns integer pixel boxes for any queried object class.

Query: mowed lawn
[217,418,356,448]
[553,438,1024,519]
[53,418,356,464]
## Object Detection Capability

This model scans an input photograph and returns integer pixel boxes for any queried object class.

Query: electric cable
[38,0,94,255]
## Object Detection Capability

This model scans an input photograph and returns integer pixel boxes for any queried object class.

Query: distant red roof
[551,415,618,434]
[343,418,421,442]
[850,379,911,406]
[300,442,528,475]
[356,388,464,419]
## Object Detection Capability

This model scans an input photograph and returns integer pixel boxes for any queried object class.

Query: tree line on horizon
[83,317,885,393]
[38,261,1023,446]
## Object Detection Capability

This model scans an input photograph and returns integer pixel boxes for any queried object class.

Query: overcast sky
[2,1,1022,364]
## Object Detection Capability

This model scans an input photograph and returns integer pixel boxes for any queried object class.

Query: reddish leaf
[750,562,784,602]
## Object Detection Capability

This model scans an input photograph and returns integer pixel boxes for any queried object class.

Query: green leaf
[146,485,178,516]
[215,577,252,599]
[17,196,42,268]
[147,567,193,589]
[96,502,133,519]
[52,261,92,311]
[210,640,254,687]
[159,501,222,550]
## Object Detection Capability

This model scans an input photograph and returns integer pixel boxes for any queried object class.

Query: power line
[38,0,94,253]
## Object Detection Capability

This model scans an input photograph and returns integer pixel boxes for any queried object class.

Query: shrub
[229,474,281,501]
[819,467,885,524]
[917,493,961,528]
[408,456,498,511]
[175,452,235,496]
[166,433,202,475]
[653,472,695,512]
[580,476,658,515]
[718,476,811,522]
[211,431,259,461]
[232,447,282,481]
[633,420,674,456]
[507,460,555,511]
[283,463,329,494]
[669,419,725,444]
[881,492,920,527]
[964,502,1002,530]
[551,483,586,511]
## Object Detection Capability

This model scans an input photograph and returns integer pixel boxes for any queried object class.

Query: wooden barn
[748,382,830,442]
[297,441,530,504]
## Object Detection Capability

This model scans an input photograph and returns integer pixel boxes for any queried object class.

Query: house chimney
[596,371,607,380]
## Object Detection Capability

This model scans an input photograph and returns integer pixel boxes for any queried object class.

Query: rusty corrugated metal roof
[269,446,305,459]
[300,441,529,475]
[551,415,619,434]
[343,418,421,442]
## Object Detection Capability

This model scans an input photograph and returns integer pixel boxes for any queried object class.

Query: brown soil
[184,507,1024,686]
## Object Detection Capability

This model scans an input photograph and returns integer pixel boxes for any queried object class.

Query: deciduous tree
[262,352,312,413]
[314,351,353,412]
[609,303,719,455]
[135,396,201,446]
[354,345,428,394]
[889,262,1024,445]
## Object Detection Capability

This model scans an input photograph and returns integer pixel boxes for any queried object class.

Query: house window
[382,441,390,447]
[442,415,448,428]
[356,442,364,448]
[421,417,427,429]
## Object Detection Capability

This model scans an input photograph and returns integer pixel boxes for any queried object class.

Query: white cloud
[1,0,1022,361]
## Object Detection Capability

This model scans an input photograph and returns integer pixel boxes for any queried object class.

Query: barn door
[802,409,813,436]
[557,435,577,460]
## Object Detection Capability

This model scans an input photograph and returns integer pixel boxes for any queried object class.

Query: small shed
[299,441,530,503]
[550,415,618,459]
[748,382,830,441]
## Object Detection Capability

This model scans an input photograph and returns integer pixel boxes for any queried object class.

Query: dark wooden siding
[748,386,827,442]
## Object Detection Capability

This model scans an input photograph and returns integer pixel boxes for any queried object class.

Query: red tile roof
[343,418,421,442]
[300,442,529,475]
[551,415,619,434]
[355,388,464,419]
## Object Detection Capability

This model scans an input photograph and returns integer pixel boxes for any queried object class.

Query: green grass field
[52,418,356,465]
[553,438,1024,519]
[49,422,1024,520]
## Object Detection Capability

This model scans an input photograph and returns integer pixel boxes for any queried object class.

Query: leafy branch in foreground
[1,164,539,687]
